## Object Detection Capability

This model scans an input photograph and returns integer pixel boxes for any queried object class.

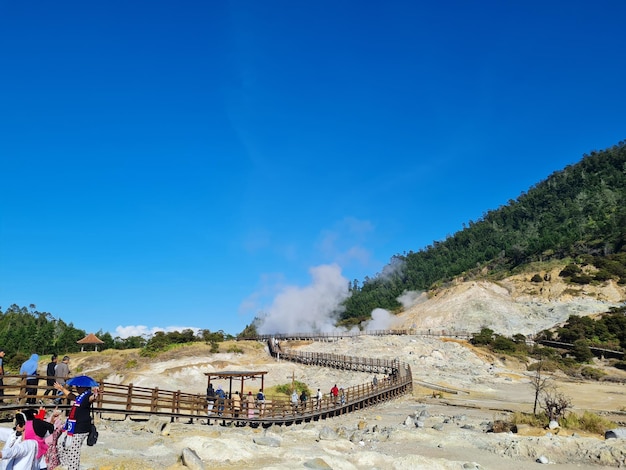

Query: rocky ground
[3,269,626,469]
[28,333,625,470]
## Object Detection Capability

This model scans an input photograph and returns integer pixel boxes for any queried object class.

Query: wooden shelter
[77,333,105,352]
[204,370,268,398]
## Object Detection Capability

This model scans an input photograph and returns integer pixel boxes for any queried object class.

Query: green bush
[226,345,243,354]
[492,336,516,353]
[527,360,558,372]
[570,274,593,284]
[560,263,582,277]
[580,366,606,380]
[471,328,494,346]
[561,411,616,434]
[274,380,311,397]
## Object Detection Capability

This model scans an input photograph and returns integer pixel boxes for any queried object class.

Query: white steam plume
[397,290,427,309]
[257,264,351,334]
[360,308,400,331]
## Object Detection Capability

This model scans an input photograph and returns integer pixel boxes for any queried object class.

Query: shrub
[226,345,243,354]
[580,366,607,380]
[570,274,593,284]
[531,274,543,283]
[274,380,311,396]
[471,328,494,346]
[561,411,616,434]
[560,263,582,277]
[492,336,516,353]
[527,360,558,373]
[572,339,594,362]
[511,411,546,427]
[125,359,138,369]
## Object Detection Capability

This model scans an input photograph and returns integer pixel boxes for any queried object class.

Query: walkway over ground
[0,337,413,426]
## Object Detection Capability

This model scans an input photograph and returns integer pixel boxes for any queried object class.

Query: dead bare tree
[541,388,572,423]
[530,361,551,415]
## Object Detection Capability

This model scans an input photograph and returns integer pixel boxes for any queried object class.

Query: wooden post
[126,384,133,411]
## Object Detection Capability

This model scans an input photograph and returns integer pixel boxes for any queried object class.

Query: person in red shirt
[330,384,339,404]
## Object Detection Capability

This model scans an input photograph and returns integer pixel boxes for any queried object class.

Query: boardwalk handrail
[0,337,414,426]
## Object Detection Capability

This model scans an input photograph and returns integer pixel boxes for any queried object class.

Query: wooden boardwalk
[0,336,413,426]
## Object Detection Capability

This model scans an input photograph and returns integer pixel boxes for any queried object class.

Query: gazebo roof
[77,333,105,344]
[204,370,268,380]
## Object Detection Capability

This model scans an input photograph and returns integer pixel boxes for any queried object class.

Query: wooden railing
[244,328,471,342]
[0,339,413,425]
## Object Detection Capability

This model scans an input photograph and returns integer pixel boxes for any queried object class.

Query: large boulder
[605,428,626,439]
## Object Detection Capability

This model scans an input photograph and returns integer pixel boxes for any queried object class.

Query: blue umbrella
[66,375,99,388]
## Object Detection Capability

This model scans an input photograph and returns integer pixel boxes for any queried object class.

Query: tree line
[341,141,626,325]
[0,304,230,370]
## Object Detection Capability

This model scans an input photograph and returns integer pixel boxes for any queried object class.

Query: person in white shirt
[0,412,39,470]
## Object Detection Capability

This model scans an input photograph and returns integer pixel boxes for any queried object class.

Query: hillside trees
[341,141,626,323]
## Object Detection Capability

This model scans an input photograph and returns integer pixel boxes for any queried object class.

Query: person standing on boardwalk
[232,391,241,420]
[20,354,39,405]
[316,388,322,410]
[43,355,58,398]
[256,389,266,417]
[53,381,100,470]
[206,384,216,419]
[290,390,299,414]
[0,349,5,403]
[330,384,339,405]
[246,391,255,418]
[54,356,71,404]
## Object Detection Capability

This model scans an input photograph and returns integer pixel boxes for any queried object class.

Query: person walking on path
[43,355,58,398]
[54,356,71,405]
[330,384,339,405]
[299,390,307,413]
[316,388,322,410]
[20,354,39,405]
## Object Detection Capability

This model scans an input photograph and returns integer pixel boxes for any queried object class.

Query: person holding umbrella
[53,375,99,470]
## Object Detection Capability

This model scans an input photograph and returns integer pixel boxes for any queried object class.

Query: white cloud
[115,325,201,339]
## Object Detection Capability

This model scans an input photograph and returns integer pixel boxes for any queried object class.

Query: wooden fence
[0,339,413,426]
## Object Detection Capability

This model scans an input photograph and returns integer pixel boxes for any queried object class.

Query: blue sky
[1,1,625,338]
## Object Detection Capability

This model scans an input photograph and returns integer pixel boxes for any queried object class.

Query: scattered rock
[318,426,338,441]
[304,458,332,469]
[536,455,549,464]
[252,436,281,447]
[181,447,205,470]
[605,428,626,439]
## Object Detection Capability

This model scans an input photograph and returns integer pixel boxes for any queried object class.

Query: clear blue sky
[1,1,625,338]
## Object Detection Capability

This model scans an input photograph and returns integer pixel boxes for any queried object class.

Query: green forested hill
[341,141,626,326]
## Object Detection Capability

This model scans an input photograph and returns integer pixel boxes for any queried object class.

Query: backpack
[256,391,265,401]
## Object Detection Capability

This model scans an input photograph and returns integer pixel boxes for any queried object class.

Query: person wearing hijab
[22,408,54,469]
[19,354,40,405]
